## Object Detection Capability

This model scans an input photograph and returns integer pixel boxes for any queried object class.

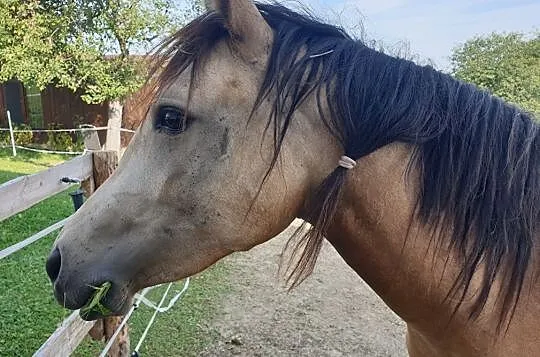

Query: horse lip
[78,299,129,321]
[53,277,131,319]
[78,288,133,321]
[53,280,92,310]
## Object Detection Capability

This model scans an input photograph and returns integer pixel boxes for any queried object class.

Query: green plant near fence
[0,131,7,146]
[14,124,33,146]
[46,124,84,152]
[0,124,33,146]
[1,123,86,152]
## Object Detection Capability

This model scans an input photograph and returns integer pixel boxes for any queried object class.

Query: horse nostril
[46,247,62,283]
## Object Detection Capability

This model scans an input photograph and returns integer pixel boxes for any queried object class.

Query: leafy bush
[0,131,9,146]
[0,125,33,146]
[14,124,33,146]
[73,132,85,152]
[451,32,539,115]
[46,124,75,152]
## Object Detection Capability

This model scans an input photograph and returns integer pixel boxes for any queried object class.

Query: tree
[0,0,203,104]
[451,32,540,115]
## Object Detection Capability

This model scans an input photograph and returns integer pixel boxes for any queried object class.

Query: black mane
[152,3,540,328]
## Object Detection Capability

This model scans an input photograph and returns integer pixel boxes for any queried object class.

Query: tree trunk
[105,100,122,154]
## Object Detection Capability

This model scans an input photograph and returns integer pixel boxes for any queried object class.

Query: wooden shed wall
[1,80,145,147]
[41,87,108,129]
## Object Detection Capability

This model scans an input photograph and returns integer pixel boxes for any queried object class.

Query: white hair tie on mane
[338,155,356,169]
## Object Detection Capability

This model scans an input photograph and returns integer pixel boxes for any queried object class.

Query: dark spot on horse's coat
[163,227,174,238]
[220,127,230,156]
[230,32,244,43]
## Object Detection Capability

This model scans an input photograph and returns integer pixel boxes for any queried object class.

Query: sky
[294,0,539,71]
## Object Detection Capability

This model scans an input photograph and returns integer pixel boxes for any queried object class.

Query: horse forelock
[149,3,540,329]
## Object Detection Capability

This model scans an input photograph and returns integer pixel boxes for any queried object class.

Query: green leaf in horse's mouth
[80,281,112,318]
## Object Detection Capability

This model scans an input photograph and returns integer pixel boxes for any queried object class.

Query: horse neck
[323,142,479,330]
[321,139,540,354]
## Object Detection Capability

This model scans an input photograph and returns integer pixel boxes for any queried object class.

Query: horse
[45,1,539,356]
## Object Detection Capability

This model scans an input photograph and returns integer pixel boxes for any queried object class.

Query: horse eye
[155,106,187,134]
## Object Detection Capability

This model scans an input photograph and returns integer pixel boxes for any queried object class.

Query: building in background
[0,79,108,129]
[0,79,145,147]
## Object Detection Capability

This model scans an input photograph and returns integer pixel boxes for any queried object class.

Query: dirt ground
[199,222,408,357]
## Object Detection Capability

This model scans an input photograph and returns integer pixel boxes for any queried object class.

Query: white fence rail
[0,153,92,221]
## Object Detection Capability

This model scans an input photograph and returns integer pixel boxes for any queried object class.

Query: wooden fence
[0,150,129,356]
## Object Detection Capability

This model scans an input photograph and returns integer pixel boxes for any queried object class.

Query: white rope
[118,127,136,133]
[0,126,135,133]
[131,278,190,354]
[133,283,173,353]
[338,155,356,169]
[99,278,190,356]
[0,126,108,133]
[98,287,153,357]
[11,146,84,155]
[135,277,190,313]
[309,49,334,58]
[0,216,70,260]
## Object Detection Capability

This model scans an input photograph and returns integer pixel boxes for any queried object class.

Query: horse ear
[206,0,273,65]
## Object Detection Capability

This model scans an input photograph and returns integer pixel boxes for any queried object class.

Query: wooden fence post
[93,150,118,188]
[85,150,130,357]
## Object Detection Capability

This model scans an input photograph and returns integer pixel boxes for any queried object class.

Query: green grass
[0,148,230,356]
[0,149,81,356]
[0,147,69,184]
[0,231,72,356]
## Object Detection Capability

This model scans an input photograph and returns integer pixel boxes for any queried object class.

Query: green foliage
[70,116,87,152]
[451,32,540,115]
[80,282,112,319]
[46,123,85,152]
[73,134,85,152]
[0,125,33,146]
[13,124,33,146]
[0,0,204,103]
[0,123,85,152]
[0,131,8,146]
[46,124,77,151]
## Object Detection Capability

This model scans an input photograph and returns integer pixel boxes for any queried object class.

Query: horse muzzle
[46,246,132,320]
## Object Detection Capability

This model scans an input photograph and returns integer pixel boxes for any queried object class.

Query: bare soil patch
[199,222,408,357]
